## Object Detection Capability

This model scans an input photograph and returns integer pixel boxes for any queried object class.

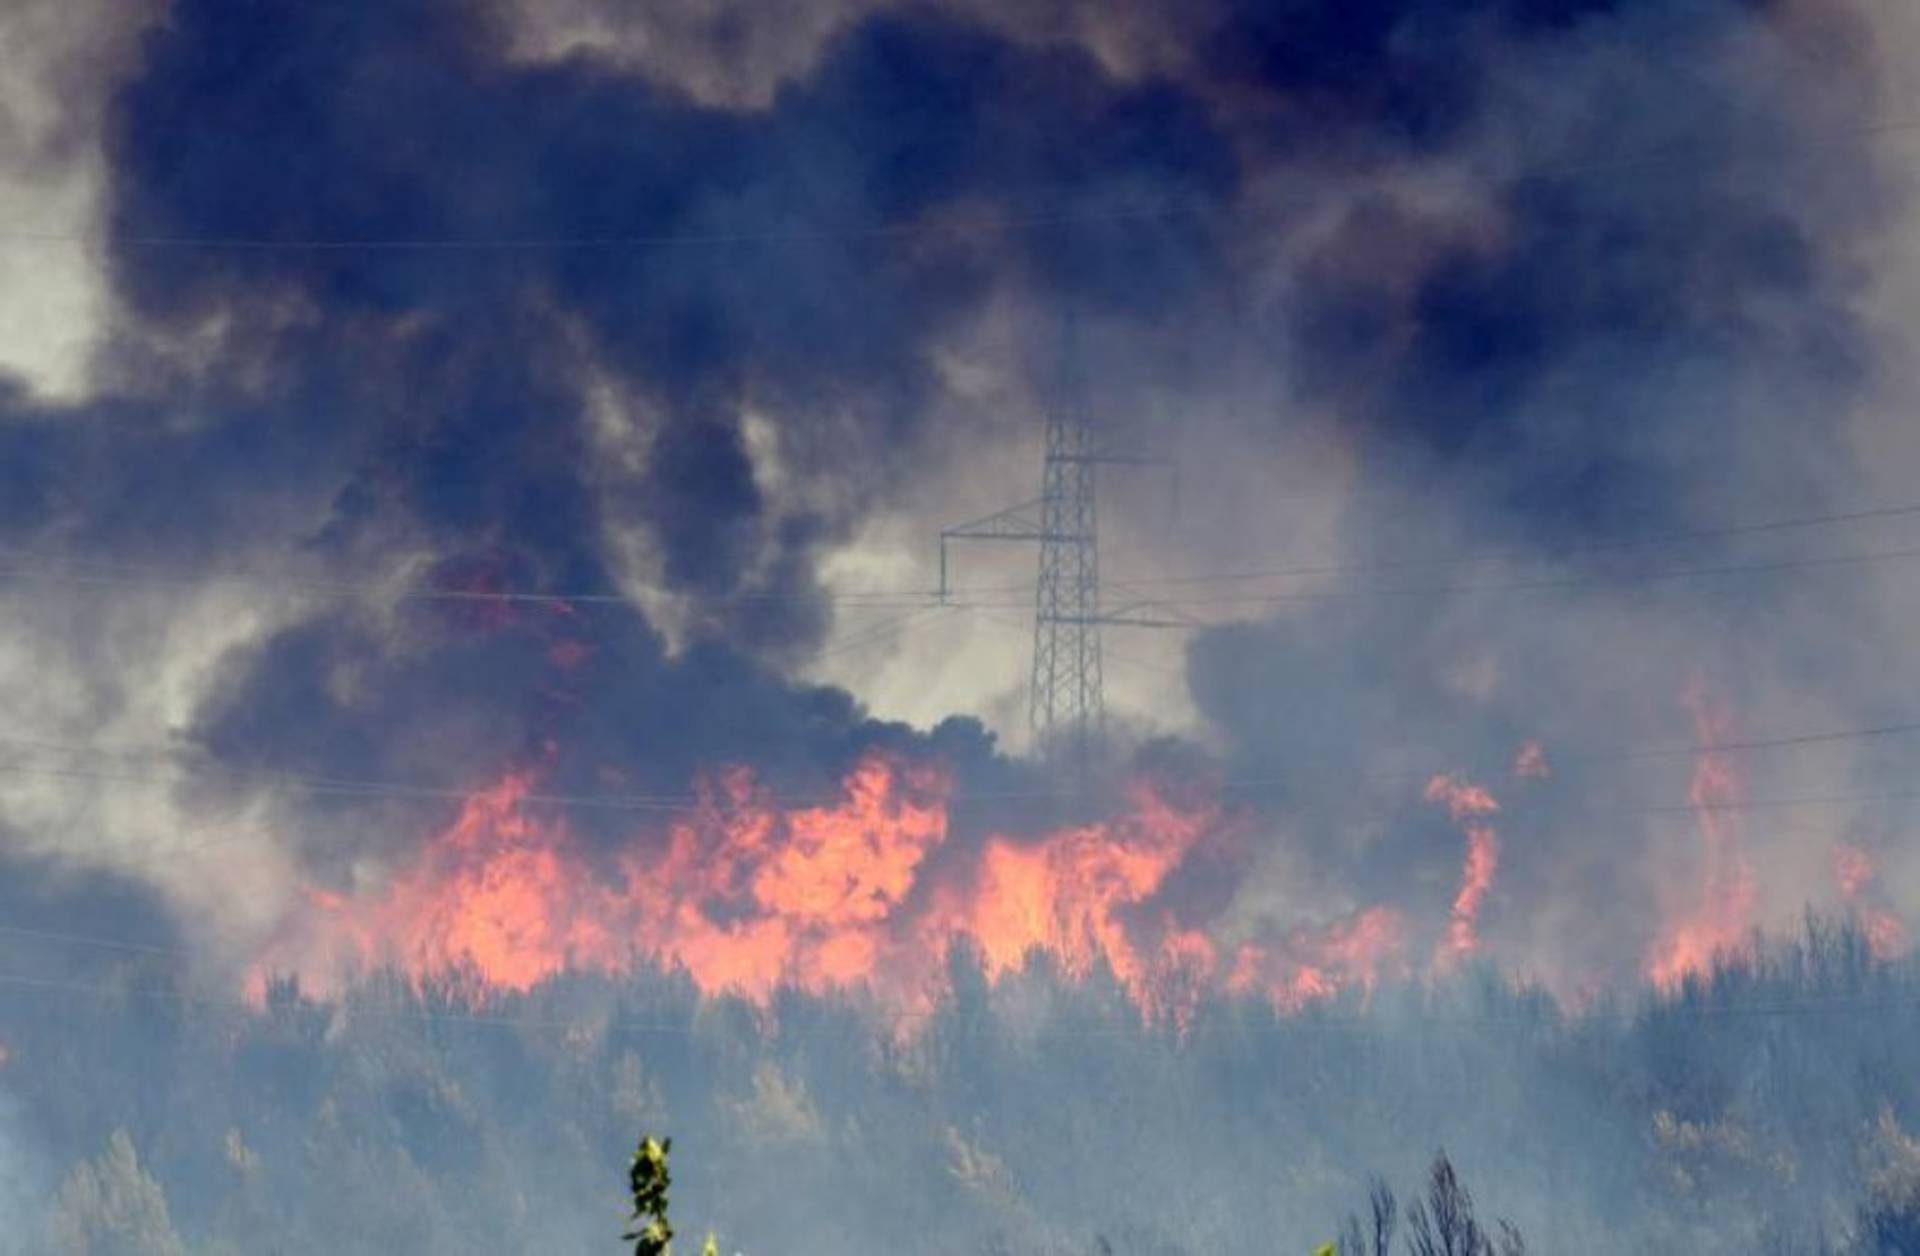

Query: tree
[1337,1175,1397,1256]
[1405,1154,1524,1256]
[1333,1154,1523,1256]
[624,1134,718,1256]
[1855,1106,1920,1255]
[1856,1180,1920,1254]
[49,1129,187,1256]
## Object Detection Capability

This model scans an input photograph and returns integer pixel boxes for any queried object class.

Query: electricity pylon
[939,315,1181,787]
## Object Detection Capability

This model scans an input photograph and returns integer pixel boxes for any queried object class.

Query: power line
[4,714,1920,815]
[9,498,1920,615]
[0,923,180,957]
[946,542,1920,617]
[1198,720,1920,794]
[967,606,1183,680]
[1632,788,1920,817]
[811,604,963,662]
[1553,721,1920,769]
[0,554,944,608]
[1106,502,1920,591]
[0,970,871,1034]
[0,757,711,812]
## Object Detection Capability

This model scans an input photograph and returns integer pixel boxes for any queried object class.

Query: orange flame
[1228,907,1409,1010]
[1833,841,1909,961]
[252,757,1321,1014]
[252,751,1558,1017]
[920,782,1213,994]
[250,772,632,997]
[618,758,951,999]
[1646,688,1757,990]
[1425,774,1501,967]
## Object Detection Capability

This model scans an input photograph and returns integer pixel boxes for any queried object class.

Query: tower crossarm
[1048,450,1179,534]
[939,497,1087,601]
[1048,451,1166,467]
[941,497,1053,540]
[1098,582,1209,628]
[1036,612,1195,629]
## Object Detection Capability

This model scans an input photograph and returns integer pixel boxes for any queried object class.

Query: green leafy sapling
[625,1135,674,1256]
[624,1133,720,1256]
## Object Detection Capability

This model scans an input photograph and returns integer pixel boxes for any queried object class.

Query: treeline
[4,918,1918,1253]
[1323,1147,1917,1256]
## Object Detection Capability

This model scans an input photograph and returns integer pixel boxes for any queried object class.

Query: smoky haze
[0,0,1917,1249]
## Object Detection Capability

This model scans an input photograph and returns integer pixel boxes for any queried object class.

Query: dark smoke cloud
[1162,0,1891,981]
[7,0,1228,840]
[0,0,1238,881]
[0,0,1899,988]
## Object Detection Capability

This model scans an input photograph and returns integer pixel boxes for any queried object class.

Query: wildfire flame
[252,688,1842,1015]
[250,755,1413,1017]
[919,783,1214,993]
[1834,841,1909,961]
[1227,907,1409,1009]
[1424,774,1501,967]
[1645,688,1758,990]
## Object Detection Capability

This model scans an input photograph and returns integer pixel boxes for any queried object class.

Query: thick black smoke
[85,1,1232,814]
[0,0,1898,987]
[0,1,1240,886]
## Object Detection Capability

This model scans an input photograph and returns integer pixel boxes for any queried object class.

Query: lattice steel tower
[939,316,1180,784]
[1028,324,1104,774]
